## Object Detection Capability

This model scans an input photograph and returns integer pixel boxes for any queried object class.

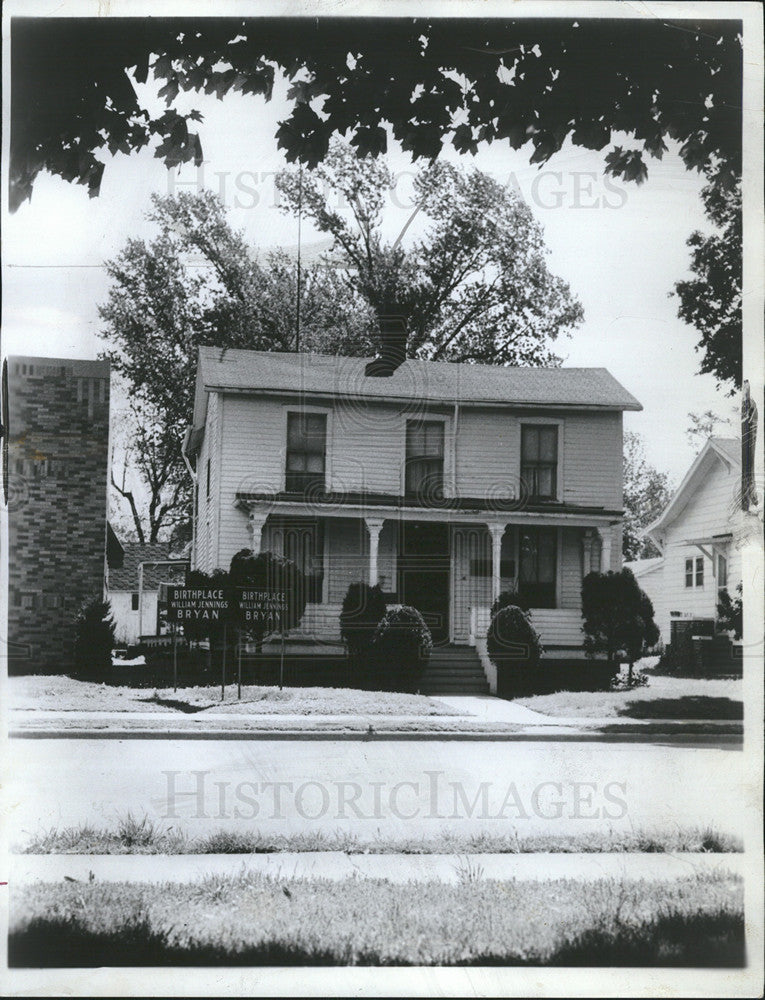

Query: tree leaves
[10,18,742,212]
[99,190,376,541]
[673,181,741,392]
[276,140,583,367]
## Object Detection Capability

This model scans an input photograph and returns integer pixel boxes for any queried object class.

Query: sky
[2,65,739,486]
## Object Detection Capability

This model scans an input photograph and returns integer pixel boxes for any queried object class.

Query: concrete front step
[422,686,490,695]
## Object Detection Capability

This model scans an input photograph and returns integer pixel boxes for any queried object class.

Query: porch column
[488,523,506,604]
[365,518,385,586]
[582,529,595,576]
[248,511,268,554]
[598,524,613,573]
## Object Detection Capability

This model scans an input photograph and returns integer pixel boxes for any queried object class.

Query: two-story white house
[184,347,641,679]
[628,437,748,645]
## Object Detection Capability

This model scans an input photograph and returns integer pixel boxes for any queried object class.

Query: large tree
[276,141,583,364]
[10,17,741,212]
[622,431,673,562]
[674,181,742,393]
[99,190,375,542]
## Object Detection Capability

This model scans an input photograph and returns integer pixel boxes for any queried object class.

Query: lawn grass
[18,817,743,855]
[9,871,744,967]
[517,674,743,719]
[10,675,461,717]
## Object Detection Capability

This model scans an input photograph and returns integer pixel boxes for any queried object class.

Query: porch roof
[236,490,621,524]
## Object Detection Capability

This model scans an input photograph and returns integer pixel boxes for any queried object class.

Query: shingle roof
[107,543,188,592]
[193,348,641,427]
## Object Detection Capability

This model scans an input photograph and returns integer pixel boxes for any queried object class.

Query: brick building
[3,356,111,672]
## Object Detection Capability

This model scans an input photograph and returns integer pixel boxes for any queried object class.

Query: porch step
[420,645,489,695]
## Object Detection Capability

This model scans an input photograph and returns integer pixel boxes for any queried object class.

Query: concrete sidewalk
[8,850,745,885]
[8,694,743,742]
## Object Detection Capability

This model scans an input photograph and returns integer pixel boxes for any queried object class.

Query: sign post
[237,629,242,700]
[232,587,288,691]
[172,625,178,693]
[163,586,233,696]
[221,622,227,702]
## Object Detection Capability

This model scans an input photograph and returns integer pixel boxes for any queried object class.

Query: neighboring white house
[626,437,745,644]
[183,346,641,665]
[105,541,188,645]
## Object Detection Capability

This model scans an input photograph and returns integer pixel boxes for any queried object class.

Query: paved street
[6,738,744,847]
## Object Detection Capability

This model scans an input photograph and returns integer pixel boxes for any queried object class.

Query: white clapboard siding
[659,455,742,631]
[529,609,584,648]
[470,606,584,649]
[289,603,343,640]
[562,412,623,509]
[211,394,623,516]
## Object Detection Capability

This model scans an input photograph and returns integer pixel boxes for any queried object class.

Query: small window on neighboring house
[685,559,694,587]
[286,413,327,493]
[43,594,60,610]
[20,592,37,610]
[405,420,444,499]
[717,553,728,592]
[131,593,140,611]
[695,556,704,587]
[521,425,558,500]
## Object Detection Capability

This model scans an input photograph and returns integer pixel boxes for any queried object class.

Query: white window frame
[399,412,452,499]
[282,404,333,494]
[517,417,565,503]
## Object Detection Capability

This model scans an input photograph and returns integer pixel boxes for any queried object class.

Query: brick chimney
[365,315,407,377]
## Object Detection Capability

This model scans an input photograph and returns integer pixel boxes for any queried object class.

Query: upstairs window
[685,558,694,588]
[406,421,444,500]
[521,425,558,501]
[286,413,327,493]
[695,556,704,587]
[518,527,557,608]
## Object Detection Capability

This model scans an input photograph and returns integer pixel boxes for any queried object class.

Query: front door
[397,522,450,644]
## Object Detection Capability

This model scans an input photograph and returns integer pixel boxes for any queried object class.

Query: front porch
[236,496,620,660]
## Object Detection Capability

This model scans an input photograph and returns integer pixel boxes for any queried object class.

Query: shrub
[486,605,543,697]
[716,584,743,639]
[372,605,432,693]
[73,597,116,678]
[490,589,531,617]
[340,582,388,686]
[581,568,659,684]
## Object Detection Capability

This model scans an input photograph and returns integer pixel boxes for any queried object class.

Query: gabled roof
[106,543,188,592]
[644,437,741,542]
[624,556,664,578]
[190,347,642,433]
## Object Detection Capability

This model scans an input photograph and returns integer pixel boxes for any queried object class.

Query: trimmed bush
[372,605,432,693]
[582,568,659,685]
[486,605,543,697]
[339,582,388,687]
[73,597,116,679]
[490,589,531,617]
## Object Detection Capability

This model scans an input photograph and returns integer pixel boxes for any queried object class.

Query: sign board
[233,587,288,630]
[163,585,232,623]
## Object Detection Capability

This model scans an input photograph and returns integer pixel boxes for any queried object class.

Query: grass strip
[9,871,743,967]
[18,817,743,855]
